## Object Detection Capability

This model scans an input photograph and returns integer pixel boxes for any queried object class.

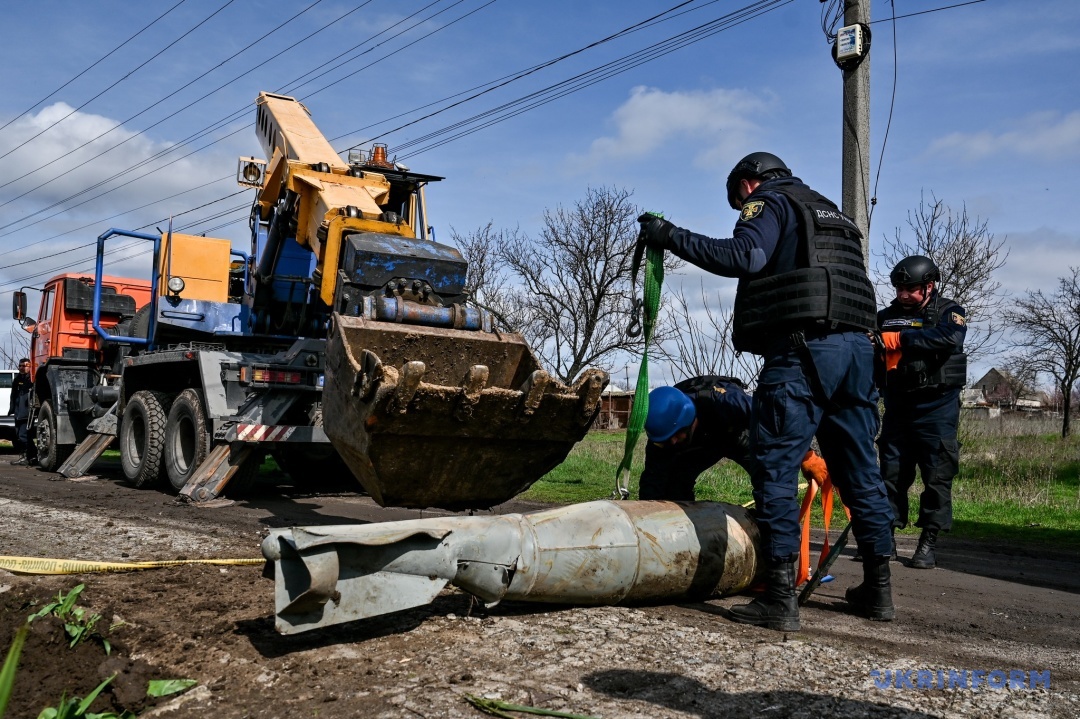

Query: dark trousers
[878,389,960,532]
[14,418,28,453]
[750,332,894,560]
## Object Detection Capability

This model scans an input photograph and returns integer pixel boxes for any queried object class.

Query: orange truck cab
[13,273,151,469]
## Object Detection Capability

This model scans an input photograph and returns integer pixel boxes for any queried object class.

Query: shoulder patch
[714,386,726,394]
[740,200,765,221]
[950,311,966,326]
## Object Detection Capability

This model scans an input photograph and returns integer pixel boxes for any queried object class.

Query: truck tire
[35,401,74,472]
[120,390,170,488]
[163,389,209,493]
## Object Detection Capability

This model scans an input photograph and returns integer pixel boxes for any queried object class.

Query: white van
[0,369,16,441]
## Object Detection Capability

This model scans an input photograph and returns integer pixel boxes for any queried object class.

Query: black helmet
[890,255,940,286]
[726,152,791,209]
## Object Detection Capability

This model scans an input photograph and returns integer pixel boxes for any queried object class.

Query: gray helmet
[890,255,940,286]
[726,152,791,209]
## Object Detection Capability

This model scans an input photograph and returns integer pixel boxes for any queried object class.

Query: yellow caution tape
[0,556,263,575]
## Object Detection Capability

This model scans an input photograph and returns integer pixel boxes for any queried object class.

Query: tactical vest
[880,294,967,390]
[731,184,878,354]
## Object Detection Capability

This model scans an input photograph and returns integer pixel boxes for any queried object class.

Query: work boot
[727,560,800,632]
[845,556,895,621]
[909,528,938,569]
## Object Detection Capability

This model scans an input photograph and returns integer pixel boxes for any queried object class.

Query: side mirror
[12,291,26,321]
[18,317,36,333]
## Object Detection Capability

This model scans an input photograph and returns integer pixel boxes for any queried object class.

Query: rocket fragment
[261,500,762,635]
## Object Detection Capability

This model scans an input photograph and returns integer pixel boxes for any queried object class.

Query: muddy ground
[0,453,1076,719]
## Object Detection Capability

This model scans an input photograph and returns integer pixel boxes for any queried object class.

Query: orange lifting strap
[796,450,850,586]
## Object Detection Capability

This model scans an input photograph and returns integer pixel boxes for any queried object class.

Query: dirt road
[0,457,1076,718]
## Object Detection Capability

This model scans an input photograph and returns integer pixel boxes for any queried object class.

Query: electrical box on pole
[835,25,865,62]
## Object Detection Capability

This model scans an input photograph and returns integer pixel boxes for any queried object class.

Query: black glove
[637,213,675,251]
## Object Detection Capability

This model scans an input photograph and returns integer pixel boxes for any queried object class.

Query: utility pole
[841,0,871,267]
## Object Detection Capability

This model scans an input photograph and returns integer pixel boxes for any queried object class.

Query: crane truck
[14,92,607,509]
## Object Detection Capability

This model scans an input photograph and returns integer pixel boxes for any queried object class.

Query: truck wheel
[164,389,209,493]
[120,390,170,488]
[35,401,73,472]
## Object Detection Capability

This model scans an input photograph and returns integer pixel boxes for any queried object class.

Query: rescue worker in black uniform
[639,376,754,501]
[639,152,895,631]
[8,358,33,464]
[877,256,967,569]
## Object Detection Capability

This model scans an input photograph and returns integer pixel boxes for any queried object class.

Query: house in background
[960,387,986,408]
[973,368,1012,406]
[596,385,634,430]
[972,368,1045,414]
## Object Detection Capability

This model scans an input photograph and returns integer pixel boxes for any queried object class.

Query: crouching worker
[640,376,755,501]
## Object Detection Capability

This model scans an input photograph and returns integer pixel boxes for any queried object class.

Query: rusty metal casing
[262,500,762,635]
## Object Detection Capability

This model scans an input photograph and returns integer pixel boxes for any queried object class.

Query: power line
[199,216,250,236]
[0,0,456,237]
[0,188,247,271]
[0,176,233,259]
[391,0,793,159]
[868,0,986,25]
[336,0,701,149]
[0,124,248,237]
[0,0,324,203]
[2,0,776,251]
[868,0,899,232]
[287,0,489,99]
[278,0,453,96]
[0,0,240,165]
[0,240,150,292]
[0,0,190,137]
[0,198,254,292]
[0,1,512,239]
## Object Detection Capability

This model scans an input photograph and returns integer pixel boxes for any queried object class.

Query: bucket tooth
[518,369,551,417]
[454,365,489,421]
[574,369,607,424]
[352,349,383,400]
[391,360,425,413]
[321,313,610,509]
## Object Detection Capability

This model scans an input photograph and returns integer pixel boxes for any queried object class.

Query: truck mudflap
[322,313,608,510]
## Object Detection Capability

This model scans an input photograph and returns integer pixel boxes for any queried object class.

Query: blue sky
[0,0,1077,384]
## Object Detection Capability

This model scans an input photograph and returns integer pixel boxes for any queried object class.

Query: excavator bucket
[322,313,608,510]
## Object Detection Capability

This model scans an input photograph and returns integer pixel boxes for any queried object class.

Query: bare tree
[876,192,1008,361]
[0,325,31,369]
[450,222,529,332]
[997,353,1040,410]
[498,186,678,384]
[658,280,761,385]
[1004,267,1080,437]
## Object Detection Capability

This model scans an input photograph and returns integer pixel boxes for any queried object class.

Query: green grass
[524,426,1080,552]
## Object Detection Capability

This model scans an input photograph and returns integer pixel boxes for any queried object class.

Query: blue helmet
[645,386,696,442]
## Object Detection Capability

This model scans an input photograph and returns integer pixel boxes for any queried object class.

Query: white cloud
[0,102,246,223]
[572,85,776,170]
[995,227,1080,296]
[927,110,1080,162]
[0,102,254,296]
